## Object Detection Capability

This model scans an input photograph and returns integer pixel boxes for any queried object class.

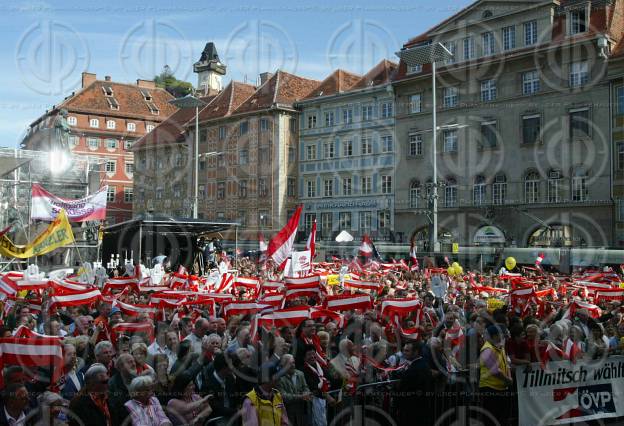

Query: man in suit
[69,364,111,426]
[276,354,311,426]
[108,353,137,426]
[61,343,84,400]
[200,353,239,425]
[396,341,434,426]
[0,383,32,426]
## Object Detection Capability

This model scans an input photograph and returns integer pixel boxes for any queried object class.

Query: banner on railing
[517,356,624,426]
[31,184,108,222]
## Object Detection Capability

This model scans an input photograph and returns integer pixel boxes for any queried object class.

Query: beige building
[394,0,623,250]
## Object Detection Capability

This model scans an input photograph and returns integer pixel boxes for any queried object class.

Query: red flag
[409,240,419,271]
[258,232,267,253]
[267,205,303,267]
[535,253,545,269]
[358,234,373,258]
[306,219,316,260]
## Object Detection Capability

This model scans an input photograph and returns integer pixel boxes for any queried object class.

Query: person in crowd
[329,339,360,395]
[92,341,115,375]
[302,345,335,426]
[0,383,32,425]
[276,354,311,426]
[68,364,111,426]
[479,325,513,424]
[241,364,290,426]
[60,343,84,401]
[184,318,210,355]
[108,353,137,425]
[396,341,433,425]
[124,375,171,426]
[226,326,253,354]
[177,318,193,342]
[132,342,155,376]
[152,353,172,405]
[148,323,171,358]
[34,391,68,426]
[199,353,239,424]
[167,372,213,426]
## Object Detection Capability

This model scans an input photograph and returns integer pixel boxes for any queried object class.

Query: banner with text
[517,356,624,426]
[0,209,74,258]
[31,184,108,222]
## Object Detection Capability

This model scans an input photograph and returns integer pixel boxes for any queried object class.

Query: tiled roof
[132,95,217,150]
[303,69,362,99]
[234,70,320,114]
[197,81,256,122]
[58,80,177,121]
[351,60,398,90]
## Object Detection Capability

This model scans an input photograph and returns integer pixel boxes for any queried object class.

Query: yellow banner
[327,274,351,286]
[452,243,459,254]
[487,298,505,312]
[0,209,74,258]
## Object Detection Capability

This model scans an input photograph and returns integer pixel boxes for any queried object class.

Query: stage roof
[103,215,240,236]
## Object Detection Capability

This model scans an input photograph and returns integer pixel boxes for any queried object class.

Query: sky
[0,0,473,148]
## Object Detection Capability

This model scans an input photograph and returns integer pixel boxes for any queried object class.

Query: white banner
[517,356,624,426]
[291,250,311,273]
[31,184,108,222]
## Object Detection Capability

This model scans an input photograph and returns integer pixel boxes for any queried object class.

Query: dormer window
[106,120,116,129]
[140,89,152,101]
[146,102,159,115]
[90,118,99,128]
[407,64,422,74]
[67,116,77,126]
[107,97,119,110]
[569,6,588,35]
[102,85,114,97]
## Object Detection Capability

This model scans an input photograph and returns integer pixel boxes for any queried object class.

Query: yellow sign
[487,298,505,312]
[452,243,459,254]
[0,210,74,258]
[620,282,624,289]
[327,274,350,286]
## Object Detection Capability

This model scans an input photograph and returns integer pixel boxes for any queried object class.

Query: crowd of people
[0,255,623,426]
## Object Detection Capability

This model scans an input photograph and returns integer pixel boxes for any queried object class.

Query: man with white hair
[276,354,311,426]
[124,375,171,426]
[69,363,110,426]
[329,339,360,395]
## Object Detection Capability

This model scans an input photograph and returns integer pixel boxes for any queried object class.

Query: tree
[154,65,194,98]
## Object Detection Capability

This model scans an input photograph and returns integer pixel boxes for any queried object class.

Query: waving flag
[267,205,302,268]
[409,240,419,271]
[358,235,374,258]
[306,219,317,260]
[535,252,545,269]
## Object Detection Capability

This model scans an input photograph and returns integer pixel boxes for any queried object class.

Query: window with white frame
[287,146,295,163]
[125,162,134,175]
[359,211,372,234]
[445,178,457,207]
[146,124,155,132]
[522,114,541,144]
[463,37,475,60]
[156,188,163,200]
[287,177,296,197]
[381,175,392,194]
[127,122,136,132]
[107,186,116,202]
[238,180,247,198]
[502,26,516,50]
[481,79,497,101]
[260,118,269,132]
[124,187,133,203]
[381,102,393,118]
[378,210,390,229]
[306,179,316,198]
[106,120,116,130]
[304,214,316,233]
[362,176,372,194]
[239,149,248,165]
[217,182,225,199]
[409,134,423,156]
[343,108,353,124]
[124,140,133,150]
[492,174,506,205]
[339,212,351,229]
[569,7,588,35]
[361,136,372,155]
[547,169,562,203]
[343,177,352,195]
[320,212,333,238]
[443,87,458,108]
[482,32,495,56]
[306,144,317,160]
[444,41,456,64]
[481,121,497,147]
[106,139,117,150]
[522,70,540,95]
[343,139,353,156]
[324,179,333,197]
[68,116,77,126]
[307,114,317,129]
[473,175,487,205]
[571,167,588,201]
[362,105,373,121]
[525,171,540,203]
[325,111,335,127]
[105,159,116,173]
[524,20,537,45]
[409,94,422,113]
[407,64,423,74]
[219,126,227,140]
[569,61,589,87]
[381,135,393,152]
[324,141,335,159]
[239,121,249,135]
[259,178,268,197]
[569,108,590,139]
[69,135,79,147]
[90,118,99,128]
[443,129,458,153]
[410,181,421,208]
[173,184,181,198]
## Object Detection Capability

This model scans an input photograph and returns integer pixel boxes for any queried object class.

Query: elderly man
[195,333,224,391]
[276,354,311,426]
[61,343,84,400]
[329,339,360,394]
[124,376,171,426]
[0,383,32,425]
[92,340,115,374]
[226,326,254,354]
[108,352,138,425]
[69,363,111,426]
[184,318,210,354]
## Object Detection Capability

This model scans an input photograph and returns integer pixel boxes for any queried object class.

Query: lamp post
[169,95,208,219]
[396,42,453,253]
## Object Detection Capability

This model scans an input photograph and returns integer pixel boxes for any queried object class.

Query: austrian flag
[267,205,303,268]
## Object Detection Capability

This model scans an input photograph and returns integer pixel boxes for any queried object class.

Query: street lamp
[169,95,208,219]
[396,42,454,253]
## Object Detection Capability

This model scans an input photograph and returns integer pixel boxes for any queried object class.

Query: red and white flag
[358,235,373,258]
[324,294,372,312]
[409,241,419,272]
[267,205,303,268]
[306,219,317,260]
[535,253,545,269]
[31,183,108,222]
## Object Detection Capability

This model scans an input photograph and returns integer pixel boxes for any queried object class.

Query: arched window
[492,173,506,205]
[409,181,421,208]
[525,170,540,203]
[547,169,562,203]
[571,166,588,201]
[473,175,486,205]
[445,177,457,207]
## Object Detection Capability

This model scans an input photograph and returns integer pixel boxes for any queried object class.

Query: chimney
[136,79,156,89]
[82,72,96,88]
[104,75,111,81]
[259,72,273,85]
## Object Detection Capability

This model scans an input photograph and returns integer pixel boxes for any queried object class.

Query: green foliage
[154,65,194,98]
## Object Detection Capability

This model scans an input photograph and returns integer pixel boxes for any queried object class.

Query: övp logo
[553,383,615,421]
